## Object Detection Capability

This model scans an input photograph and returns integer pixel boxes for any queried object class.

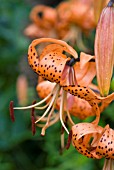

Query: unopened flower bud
[95,1,114,96]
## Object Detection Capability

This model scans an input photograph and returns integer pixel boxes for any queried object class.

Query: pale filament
[36,113,57,122]
[13,84,58,110]
[61,133,65,150]
[64,91,75,126]
[40,87,61,135]
[71,67,77,85]
[35,84,60,124]
[37,114,59,128]
[35,101,50,110]
[60,88,69,134]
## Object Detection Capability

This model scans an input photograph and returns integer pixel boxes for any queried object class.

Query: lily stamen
[37,113,59,127]
[13,84,58,110]
[60,88,69,134]
[35,84,60,124]
[31,101,36,135]
[9,101,15,122]
[35,101,50,110]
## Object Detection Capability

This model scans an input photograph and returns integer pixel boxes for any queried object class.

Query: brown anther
[61,126,65,134]
[9,101,15,122]
[31,101,36,136]
[66,130,72,149]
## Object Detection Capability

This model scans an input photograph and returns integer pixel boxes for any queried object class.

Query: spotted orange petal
[71,123,103,159]
[96,125,114,159]
[28,43,39,73]
[71,122,114,159]
[63,85,114,124]
[28,38,78,81]
[30,38,78,59]
[38,51,70,83]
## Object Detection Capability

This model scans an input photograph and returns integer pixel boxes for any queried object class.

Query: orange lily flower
[10,38,114,136]
[10,38,78,135]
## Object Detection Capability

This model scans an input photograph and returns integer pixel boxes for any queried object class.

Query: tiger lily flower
[10,38,114,137]
[9,38,97,137]
[10,38,78,135]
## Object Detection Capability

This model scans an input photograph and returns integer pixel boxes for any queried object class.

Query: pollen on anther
[31,101,36,136]
[9,101,15,122]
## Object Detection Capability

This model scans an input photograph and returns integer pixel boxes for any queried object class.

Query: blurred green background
[0,0,114,170]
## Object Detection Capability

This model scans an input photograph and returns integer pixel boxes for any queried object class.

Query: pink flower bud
[95,2,114,96]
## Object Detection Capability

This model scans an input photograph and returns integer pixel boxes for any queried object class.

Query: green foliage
[0,1,114,170]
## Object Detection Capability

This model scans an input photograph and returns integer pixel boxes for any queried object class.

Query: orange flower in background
[24,0,97,51]
[24,5,57,39]
[57,0,95,31]
[29,5,57,29]
[95,1,114,96]
[16,75,28,106]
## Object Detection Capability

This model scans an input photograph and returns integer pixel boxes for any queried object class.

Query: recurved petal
[73,52,96,86]
[28,38,78,76]
[71,123,103,159]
